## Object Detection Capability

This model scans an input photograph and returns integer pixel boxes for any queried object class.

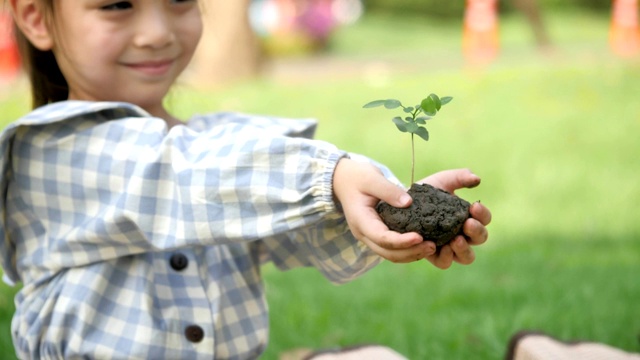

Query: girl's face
[50,0,202,113]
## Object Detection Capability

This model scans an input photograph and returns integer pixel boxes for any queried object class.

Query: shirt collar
[14,101,150,127]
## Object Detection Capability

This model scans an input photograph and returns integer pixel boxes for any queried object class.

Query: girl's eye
[101,1,133,10]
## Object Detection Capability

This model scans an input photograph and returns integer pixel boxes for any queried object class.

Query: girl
[2,0,491,358]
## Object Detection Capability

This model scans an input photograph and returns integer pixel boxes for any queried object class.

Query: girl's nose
[133,8,176,49]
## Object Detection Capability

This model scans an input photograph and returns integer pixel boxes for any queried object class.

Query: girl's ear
[9,0,54,51]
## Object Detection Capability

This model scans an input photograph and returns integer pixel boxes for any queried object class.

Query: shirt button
[184,325,204,343]
[169,253,189,271]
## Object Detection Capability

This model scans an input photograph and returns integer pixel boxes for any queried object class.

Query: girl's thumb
[421,169,481,193]
[374,180,413,208]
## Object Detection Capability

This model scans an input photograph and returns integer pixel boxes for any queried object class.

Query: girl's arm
[255,161,491,283]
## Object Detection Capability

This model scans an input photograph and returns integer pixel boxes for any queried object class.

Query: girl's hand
[333,161,492,267]
[332,159,436,263]
[418,169,492,269]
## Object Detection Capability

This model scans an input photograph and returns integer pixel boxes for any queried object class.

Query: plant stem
[411,133,415,184]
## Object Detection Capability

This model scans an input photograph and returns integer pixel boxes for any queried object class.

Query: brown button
[169,253,188,271]
[184,325,204,343]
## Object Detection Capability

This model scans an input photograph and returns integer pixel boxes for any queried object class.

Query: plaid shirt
[0,101,385,359]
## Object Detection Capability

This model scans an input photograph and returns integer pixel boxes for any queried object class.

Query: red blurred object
[0,12,21,82]
[610,0,640,57]
[463,0,499,67]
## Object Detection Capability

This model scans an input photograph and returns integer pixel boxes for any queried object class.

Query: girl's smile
[122,58,176,77]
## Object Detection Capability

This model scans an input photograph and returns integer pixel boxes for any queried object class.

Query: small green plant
[363,93,452,184]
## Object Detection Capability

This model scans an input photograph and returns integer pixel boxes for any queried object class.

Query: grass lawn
[1,9,639,359]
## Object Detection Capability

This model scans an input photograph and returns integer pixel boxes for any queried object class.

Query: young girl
[2,0,491,358]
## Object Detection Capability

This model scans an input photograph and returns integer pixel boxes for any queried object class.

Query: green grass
[264,233,640,359]
[1,9,639,359]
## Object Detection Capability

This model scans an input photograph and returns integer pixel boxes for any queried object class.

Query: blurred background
[1,1,639,359]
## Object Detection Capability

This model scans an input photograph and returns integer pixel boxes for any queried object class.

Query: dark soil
[376,183,471,247]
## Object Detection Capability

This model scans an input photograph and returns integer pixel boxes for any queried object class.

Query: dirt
[376,183,471,247]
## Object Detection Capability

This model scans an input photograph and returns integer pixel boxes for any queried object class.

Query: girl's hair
[11,1,68,109]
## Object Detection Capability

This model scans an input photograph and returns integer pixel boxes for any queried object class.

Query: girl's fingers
[425,244,454,269]
[421,169,481,193]
[450,236,476,264]
[359,225,423,250]
[345,202,422,250]
[361,236,436,263]
[425,236,478,268]
[462,218,489,246]
[470,201,492,226]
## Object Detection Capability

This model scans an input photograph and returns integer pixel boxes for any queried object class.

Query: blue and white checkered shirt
[0,101,386,359]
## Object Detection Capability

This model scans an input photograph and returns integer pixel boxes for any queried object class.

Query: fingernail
[399,193,412,206]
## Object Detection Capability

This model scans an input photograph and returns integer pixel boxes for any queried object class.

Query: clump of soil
[377,183,471,247]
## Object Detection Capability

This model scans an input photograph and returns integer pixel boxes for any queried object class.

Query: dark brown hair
[11,1,68,108]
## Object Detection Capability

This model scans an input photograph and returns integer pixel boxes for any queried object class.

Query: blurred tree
[187,0,264,87]
[513,0,552,49]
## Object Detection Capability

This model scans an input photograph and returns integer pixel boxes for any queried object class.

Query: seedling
[363,93,452,185]
[363,93,470,247]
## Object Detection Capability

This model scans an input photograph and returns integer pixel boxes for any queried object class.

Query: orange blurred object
[610,0,640,57]
[0,12,20,82]
[463,0,500,67]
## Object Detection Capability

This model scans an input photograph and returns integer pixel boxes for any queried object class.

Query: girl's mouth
[125,59,174,76]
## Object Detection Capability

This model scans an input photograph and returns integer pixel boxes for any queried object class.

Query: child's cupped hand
[417,169,492,269]
[333,159,491,268]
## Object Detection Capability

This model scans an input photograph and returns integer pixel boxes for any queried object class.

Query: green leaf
[421,97,438,116]
[405,121,419,133]
[384,99,402,109]
[392,117,408,132]
[416,116,431,124]
[430,93,442,110]
[403,107,414,113]
[414,127,430,141]
[441,96,453,106]
[363,100,387,108]
[405,116,413,122]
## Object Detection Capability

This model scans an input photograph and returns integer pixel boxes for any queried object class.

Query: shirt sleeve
[2,112,348,283]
